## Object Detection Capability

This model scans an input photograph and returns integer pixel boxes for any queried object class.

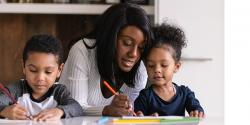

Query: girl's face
[146,45,181,86]
[23,52,63,99]
[116,26,146,72]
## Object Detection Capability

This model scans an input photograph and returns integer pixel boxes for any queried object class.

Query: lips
[122,59,135,67]
[154,76,163,80]
[34,85,46,89]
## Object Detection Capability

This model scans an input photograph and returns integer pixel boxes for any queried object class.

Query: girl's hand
[189,110,205,118]
[135,111,159,117]
[135,111,144,116]
[33,108,64,121]
[150,112,159,116]
[102,94,132,116]
[0,104,29,120]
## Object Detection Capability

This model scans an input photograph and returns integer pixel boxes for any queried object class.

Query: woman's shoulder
[71,38,95,51]
[134,61,148,89]
[68,38,96,58]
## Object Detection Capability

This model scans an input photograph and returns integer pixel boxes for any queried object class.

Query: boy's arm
[0,95,9,118]
[185,87,204,114]
[0,87,13,117]
[55,84,84,118]
[0,89,29,120]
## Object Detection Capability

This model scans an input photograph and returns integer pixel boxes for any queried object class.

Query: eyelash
[29,70,52,74]
[30,70,37,73]
[147,64,168,68]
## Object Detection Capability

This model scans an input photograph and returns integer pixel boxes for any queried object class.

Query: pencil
[103,80,118,95]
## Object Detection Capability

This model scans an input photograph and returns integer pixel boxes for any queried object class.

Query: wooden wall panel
[0,14,96,84]
[0,14,26,84]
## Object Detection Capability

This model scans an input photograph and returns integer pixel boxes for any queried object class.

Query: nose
[128,47,139,58]
[154,65,161,73]
[36,72,45,82]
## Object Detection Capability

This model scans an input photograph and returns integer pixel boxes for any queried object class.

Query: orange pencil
[103,80,137,116]
[103,80,118,95]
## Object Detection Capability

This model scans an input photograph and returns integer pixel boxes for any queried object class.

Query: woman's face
[116,26,146,72]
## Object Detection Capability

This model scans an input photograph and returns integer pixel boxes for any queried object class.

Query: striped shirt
[59,39,147,115]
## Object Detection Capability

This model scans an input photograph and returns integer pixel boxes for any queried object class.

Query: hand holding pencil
[102,80,137,116]
[0,83,31,120]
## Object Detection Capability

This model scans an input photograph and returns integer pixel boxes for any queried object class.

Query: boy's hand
[0,104,29,120]
[33,108,64,121]
[189,110,205,118]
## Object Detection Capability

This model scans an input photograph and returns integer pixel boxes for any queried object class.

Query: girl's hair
[84,3,152,87]
[148,23,187,62]
[22,34,63,65]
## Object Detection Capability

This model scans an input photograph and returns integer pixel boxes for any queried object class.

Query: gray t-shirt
[0,80,84,118]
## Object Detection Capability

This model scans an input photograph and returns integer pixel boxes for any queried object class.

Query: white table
[0,116,223,125]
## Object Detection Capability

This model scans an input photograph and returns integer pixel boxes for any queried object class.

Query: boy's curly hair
[22,34,63,65]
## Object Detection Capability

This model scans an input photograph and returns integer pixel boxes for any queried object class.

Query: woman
[59,3,152,116]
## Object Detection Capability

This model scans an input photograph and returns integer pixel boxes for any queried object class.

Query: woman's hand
[102,94,134,116]
[0,104,29,120]
[33,108,64,121]
[189,110,205,118]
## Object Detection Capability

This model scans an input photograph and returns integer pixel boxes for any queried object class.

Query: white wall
[155,0,224,117]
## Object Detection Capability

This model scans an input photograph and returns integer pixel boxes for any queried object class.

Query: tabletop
[0,116,223,125]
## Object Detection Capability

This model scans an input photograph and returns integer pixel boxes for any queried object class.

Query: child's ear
[57,63,64,78]
[174,62,181,73]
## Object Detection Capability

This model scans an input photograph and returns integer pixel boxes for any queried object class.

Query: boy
[0,34,84,121]
[134,23,205,118]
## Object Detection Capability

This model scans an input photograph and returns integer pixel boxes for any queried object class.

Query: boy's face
[23,52,63,99]
[146,45,181,86]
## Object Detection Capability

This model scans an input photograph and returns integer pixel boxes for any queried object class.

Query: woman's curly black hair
[148,23,187,62]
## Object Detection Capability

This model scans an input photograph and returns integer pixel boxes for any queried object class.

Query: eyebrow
[27,64,36,67]
[119,35,135,40]
[27,64,56,69]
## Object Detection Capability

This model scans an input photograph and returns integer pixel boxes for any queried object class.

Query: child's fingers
[189,111,194,117]
[33,111,47,121]
[190,110,204,118]
[136,111,144,117]
[150,112,159,116]
[194,110,199,117]
[198,112,205,118]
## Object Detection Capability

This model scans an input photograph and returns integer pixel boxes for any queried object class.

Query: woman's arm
[59,40,105,115]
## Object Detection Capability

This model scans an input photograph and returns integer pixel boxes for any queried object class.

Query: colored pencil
[103,80,118,95]
[0,83,17,104]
